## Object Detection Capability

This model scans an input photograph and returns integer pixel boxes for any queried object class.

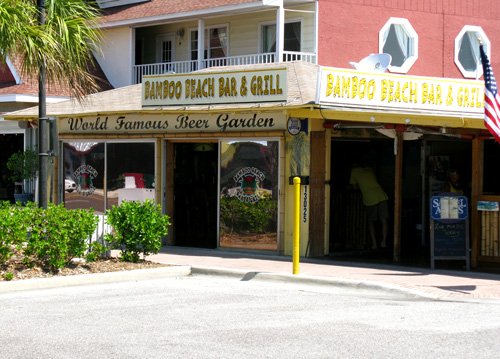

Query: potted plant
[6,149,38,204]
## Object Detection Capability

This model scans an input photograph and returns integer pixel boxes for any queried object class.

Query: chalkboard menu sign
[433,220,467,257]
[430,196,470,271]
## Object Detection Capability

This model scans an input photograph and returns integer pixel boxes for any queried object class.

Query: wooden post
[393,132,403,263]
[309,131,326,256]
[471,137,483,268]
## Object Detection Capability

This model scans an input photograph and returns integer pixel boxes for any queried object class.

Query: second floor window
[155,33,175,65]
[261,21,301,53]
[455,26,489,78]
[379,18,418,73]
[190,26,228,60]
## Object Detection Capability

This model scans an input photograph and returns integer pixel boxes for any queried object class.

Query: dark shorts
[366,200,389,221]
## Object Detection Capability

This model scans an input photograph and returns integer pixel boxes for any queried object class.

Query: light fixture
[176,28,185,38]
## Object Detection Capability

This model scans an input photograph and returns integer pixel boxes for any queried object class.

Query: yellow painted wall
[284,127,311,256]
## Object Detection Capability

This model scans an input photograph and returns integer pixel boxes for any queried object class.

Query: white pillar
[314,0,318,64]
[275,3,284,62]
[197,19,205,70]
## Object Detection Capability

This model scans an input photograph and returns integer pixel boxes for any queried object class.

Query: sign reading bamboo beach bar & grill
[318,67,484,115]
[142,68,288,106]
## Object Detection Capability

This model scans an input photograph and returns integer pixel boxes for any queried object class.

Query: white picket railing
[133,51,317,83]
[90,214,112,243]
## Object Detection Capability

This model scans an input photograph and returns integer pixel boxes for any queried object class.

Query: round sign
[287,118,301,135]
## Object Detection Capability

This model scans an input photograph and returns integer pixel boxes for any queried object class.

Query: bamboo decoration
[488,211,494,256]
[495,212,500,257]
[492,212,496,256]
[485,211,491,256]
[481,212,484,256]
[486,212,491,256]
[493,211,496,256]
[479,208,500,257]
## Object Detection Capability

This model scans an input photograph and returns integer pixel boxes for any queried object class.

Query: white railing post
[276,2,285,63]
[198,19,205,70]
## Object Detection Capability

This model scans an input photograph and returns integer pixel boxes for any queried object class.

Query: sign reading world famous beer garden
[318,67,484,115]
[142,68,288,106]
[59,112,287,134]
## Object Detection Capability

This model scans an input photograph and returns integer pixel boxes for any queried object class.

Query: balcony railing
[133,51,317,84]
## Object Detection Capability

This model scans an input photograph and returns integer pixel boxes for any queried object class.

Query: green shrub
[26,204,98,271]
[85,241,108,262]
[66,208,99,260]
[105,200,170,263]
[0,202,31,264]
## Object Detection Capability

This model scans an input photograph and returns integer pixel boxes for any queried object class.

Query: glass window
[190,30,198,61]
[106,143,155,209]
[379,18,418,73]
[155,34,175,64]
[219,140,279,251]
[261,21,301,53]
[63,142,105,213]
[455,26,490,78]
[63,142,155,213]
[190,26,228,60]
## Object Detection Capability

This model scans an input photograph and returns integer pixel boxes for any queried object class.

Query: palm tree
[0,0,102,207]
[0,0,102,98]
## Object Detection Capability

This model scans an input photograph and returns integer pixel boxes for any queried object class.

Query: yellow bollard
[293,176,301,274]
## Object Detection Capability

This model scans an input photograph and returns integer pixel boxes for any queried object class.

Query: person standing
[350,158,389,250]
[443,169,464,195]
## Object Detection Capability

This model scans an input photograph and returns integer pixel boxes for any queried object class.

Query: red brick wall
[0,63,15,83]
[318,0,500,78]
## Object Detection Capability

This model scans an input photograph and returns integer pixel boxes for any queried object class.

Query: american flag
[480,44,500,142]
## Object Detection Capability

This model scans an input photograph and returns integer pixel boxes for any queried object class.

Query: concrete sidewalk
[148,247,500,302]
[2,246,500,302]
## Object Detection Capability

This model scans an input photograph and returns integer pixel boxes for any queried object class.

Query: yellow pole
[293,176,301,274]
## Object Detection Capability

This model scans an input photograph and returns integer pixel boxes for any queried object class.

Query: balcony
[132,51,317,84]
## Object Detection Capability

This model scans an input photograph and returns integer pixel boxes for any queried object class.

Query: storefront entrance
[329,134,472,268]
[329,138,395,261]
[169,139,280,251]
[172,143,218,248]
[0,134,24,202]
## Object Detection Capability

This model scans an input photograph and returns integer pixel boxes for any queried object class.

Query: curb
[190,266,447,301]
[0,265,192,294]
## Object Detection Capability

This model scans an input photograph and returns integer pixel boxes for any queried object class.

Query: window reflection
[220,140,279,251]
[107,143,155,209]
[63,142,105,213]
[63,142,155,213]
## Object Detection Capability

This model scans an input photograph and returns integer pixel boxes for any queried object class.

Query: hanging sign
[317,67,483,116]
[59,112,287,134]
[430,195,468,220]
[142,68,288,106]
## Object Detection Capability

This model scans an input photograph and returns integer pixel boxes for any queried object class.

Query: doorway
[329,135,472,267]
[156,34,175,62]
[172,143,218,248]
[0,134,24,202]
[329,138,395,261]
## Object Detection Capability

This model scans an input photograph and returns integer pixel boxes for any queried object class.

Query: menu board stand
[430,195,470,271]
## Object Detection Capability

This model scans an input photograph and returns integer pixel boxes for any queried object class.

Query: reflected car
[65,178,77,193]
